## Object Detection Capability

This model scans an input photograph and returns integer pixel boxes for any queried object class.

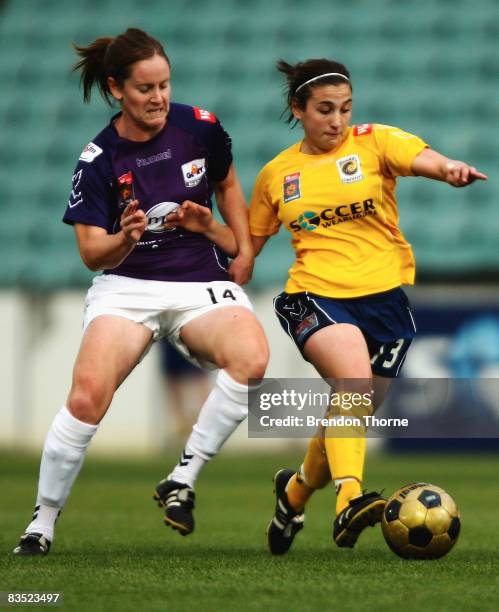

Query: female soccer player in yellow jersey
[249,58,487,555]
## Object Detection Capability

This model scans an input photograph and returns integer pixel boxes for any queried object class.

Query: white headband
[295,72,350,94]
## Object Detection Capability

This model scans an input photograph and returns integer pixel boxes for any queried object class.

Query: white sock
[26,505,61,540]
[26,406,98,541]
[168,369,249,487]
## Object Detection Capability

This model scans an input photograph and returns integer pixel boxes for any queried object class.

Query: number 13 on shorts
[370,338,410,377]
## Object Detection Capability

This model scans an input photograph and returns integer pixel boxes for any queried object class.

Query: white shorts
[83,274,254,369]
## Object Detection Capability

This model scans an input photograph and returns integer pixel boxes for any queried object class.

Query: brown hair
[72,28,170,105]
[277,59,351,123]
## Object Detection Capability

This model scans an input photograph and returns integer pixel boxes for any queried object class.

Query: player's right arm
[64,139,148,271]
[75,200,147,271]
[248,164,280,257]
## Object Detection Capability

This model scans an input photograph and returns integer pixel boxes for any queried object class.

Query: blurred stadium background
[0,0,498,453]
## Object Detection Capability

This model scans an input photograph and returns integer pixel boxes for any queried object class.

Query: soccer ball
[382,482,461,559]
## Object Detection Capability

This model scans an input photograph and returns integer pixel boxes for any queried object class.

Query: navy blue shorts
[273,287,416,378]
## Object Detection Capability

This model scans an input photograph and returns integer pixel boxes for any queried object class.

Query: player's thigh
[363,288,416,378]
[68,315,153,422]
[303,323,372,383]
[180,306,269,377]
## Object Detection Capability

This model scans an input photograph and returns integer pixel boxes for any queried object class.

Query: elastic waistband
[286,286,404,304]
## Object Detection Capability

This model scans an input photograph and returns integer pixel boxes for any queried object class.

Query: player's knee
[232,349,268,381]
[67,396,100,425]
[217,332,269,382]
[246,336,270,377]
[248,349,269,380]
[67,376,108,424]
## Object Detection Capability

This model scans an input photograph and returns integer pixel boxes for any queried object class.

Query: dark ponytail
[73,37,114,104]
[277,58,351,123]
[72,28,170,105]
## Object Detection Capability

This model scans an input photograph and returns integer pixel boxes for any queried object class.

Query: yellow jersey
[249,123,428,298]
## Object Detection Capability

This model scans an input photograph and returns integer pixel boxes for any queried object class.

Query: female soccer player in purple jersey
[13,28,268,555]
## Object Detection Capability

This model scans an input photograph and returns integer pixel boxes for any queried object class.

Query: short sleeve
[169,104,233,183]
[204,117,233,183]
[249,166,281,236]
[374,125,428,177]
[62,154,113,229]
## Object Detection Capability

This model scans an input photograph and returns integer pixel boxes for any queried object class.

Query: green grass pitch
[1,450,498,611]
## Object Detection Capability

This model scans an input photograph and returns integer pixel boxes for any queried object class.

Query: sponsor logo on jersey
[117,171,135,206]
[283,172,301,203]
[181,158,206,187]
[79,141,103,163]
[353,124,373,136]
[194,107,216,123]
[136,150,172,167]
[145,201,180,233]
[336,154,364,184]
[68,169,83,208]
[294,211,321,231]
[289,198,377,232]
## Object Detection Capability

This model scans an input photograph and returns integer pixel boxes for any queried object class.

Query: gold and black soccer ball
[382,482,461,559]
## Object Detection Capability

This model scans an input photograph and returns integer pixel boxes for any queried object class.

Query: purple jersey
[63,103,233,282]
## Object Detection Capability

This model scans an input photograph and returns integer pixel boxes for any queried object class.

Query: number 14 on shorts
[206,287,237,304]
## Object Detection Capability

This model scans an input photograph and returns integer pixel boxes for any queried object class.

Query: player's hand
[444,161,488,187]
[165,200,215,233]
[120,200,147,244]
[228,250,254,285]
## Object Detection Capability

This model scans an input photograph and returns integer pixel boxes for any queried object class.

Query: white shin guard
[26,406,98,540]
[168,370,250,487]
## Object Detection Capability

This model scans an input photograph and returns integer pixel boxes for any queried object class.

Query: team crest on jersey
[181,158,206,187]
[336,154,364,184]
[117,171,135,206]
[79,141,103,163]
[193,107,216,123]
[283,172,301,203]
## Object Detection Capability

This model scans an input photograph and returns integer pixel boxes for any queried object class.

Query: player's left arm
[165,200,238,256]
[411,148,488,187]
[251,235,270,256]
[214,164,254,285]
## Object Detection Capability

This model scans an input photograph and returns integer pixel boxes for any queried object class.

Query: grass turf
[0,450,498,611]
